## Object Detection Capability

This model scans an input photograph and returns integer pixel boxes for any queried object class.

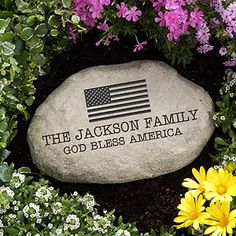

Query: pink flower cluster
[73,0,111,26]
[152,0,213,54]
[116,2,142,22]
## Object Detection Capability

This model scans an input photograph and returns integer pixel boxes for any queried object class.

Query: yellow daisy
[182,166,208,196]
[174,192,209,230]
[203,168,236,202]
[205,201,236,236]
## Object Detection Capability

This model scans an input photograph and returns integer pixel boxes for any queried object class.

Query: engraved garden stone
[27,60,214,183]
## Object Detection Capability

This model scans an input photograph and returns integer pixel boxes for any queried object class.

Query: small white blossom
[73,191,78,196]
[65,214,80,230]
[220,115,226,121]
[35,186,52,202]
[233,121,236,128]
[0,186,15,198]
[10,172,25,188]
[23,203,40,219]
[81,194,95,209]
[0,220,3,228]
[212,115,217,120]
[230,93,234,97]
[52,202,63,215]
[26,233,31,236]
[48,223,53,229]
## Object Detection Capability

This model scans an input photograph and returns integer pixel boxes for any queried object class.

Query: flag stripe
[109,84,147,93]
[87,99,150,113]
[89,109,151,122]
[110,89,148,98]
[108,79,146,89]
[88,104,151,118]
[111,94,149,103]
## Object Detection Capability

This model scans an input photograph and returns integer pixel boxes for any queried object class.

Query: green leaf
[27,35,42,48]
[20,27,34,41]
[14,37,24,56]
[2,41,15,56]
[30,44,44,56]
[0,149,11,161]
[18,166,31,174]
[0,108,6,120]
[0,18,11,34]
[16,104,29,120]
[25,96,35,106]
[0,31,14,42]
[0,10,13,19]
[34,23,48,37]
[61,0,72,8]
[0,121,8,132]
[15,0,31,13]
[0,163,13,182]
[48,15,61,28]
[215,137,228,146]
[118,216,123,225]
[50,29,59,37]
[4,0,11,10]
[33,54,46,66]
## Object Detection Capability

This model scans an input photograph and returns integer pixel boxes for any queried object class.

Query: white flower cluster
[35,186,53,202]
[115,229,131,236]
[64,214,80,231]
[88,213,112,234]
[220,69,236,95]
[222,154,236,166]
[23,203,40,219]
[10,172,25,188]
[0,186,15,214]
[81,193,95,210]
[51,202,63,215]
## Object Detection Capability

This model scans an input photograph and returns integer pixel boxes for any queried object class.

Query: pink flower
[219,47,227,56]
[155,12,165,26]
[125,6,142,22]
[133,39,147,52]
[89,2,104,19]
[116,2,128,18]
[197,44,214,54]
[223,56,236,67]
[189,6,204,28]
[196,25,210,44]
[97,22,109,31]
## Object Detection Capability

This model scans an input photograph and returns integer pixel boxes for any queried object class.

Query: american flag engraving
[84,79,151,122]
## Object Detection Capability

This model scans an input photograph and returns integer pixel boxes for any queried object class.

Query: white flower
[220,115,226,121]
[35,186,52,202]
[233,121,236,128]
[26,233,31,236]
[48,223,53,229]
[52,202,62,215]
[212,114,217,120]
[10,172,25,188]
[23,203,40,219]
[230,93,234,97]
[65,214,80,230]
[81,194,95,209]
[0,232,3,236]
[55,228,63,235]
[0,220,3,228]
[0,186,15,198]
[219,89,223,95]
[73,191,78,196]
[124,230,131,236]
[115,229,131,236]
[115,229,123,236]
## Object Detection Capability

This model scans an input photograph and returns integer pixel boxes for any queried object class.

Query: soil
[8,31,227,234]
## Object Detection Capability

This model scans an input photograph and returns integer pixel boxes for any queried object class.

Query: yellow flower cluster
[174,167,236,236]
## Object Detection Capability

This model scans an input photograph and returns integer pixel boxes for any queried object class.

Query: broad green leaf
[25,96,35,106]
[14,22,23,34]
[14,37,24,56]
[215,137,228,146]
[20,27,34,41]
[30,43,44,56]
[0,18,10,34]
[0,31,13,42]
[0,149,11,161]
[0,10,13,19]
[2,41,15,55]
[27,15,37,24]
[33,54,46,66]
[34,23,48,37]
[0,121,7,132]
[50,29,59,37]
[0,163,13,182]
[61,0,72,8]
[18,166,31,174]
[48,15,60,28]
[27,35,42,48]
[15,0,31,13]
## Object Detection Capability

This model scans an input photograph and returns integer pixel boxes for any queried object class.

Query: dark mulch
[8,31,226,233]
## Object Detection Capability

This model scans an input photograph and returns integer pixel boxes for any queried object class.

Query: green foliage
[0,0,85,170]
[211,69,236,170]
[0,166,162,235]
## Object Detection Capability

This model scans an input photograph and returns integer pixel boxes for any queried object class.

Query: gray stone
[27,61,214,183]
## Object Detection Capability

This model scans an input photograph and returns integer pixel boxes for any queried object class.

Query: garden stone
[27,60,214,183]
